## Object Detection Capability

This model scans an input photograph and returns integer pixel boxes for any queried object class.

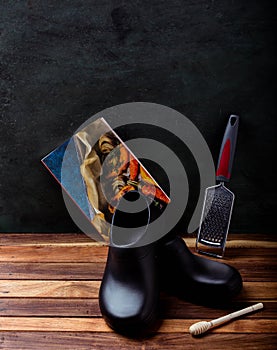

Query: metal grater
[196,115,239,258]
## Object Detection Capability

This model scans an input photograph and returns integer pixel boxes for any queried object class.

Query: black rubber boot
[99,191,161,336]
[158,235,243,305]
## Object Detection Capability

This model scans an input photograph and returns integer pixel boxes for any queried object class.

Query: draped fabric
[73,120,117,240]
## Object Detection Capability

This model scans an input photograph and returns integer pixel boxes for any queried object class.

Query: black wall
[0,0,276,233]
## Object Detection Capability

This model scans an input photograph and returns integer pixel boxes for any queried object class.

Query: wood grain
[0,280,275,299]
[1,317,276,333]
[0,280,100,298]
[0,246,108,262]
[0,298,101,317]
[0,332,275,350]
[0,233,276,349]
[1,298,276,318]
[1,233,276,246]
[0,260,275,281]
[1,245,276,263]
[0,262,105,280]
[0,298,274,320]
[161,298,277,319]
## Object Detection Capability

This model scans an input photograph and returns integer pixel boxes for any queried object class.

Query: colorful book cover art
[42,117,170,241]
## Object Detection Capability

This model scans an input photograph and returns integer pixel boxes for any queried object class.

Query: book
[42,117,170,242]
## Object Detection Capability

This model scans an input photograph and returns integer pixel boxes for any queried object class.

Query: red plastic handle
[216,138,231,179]
[216,115,239,182]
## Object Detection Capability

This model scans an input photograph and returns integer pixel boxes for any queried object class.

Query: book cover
[42,117,170,241]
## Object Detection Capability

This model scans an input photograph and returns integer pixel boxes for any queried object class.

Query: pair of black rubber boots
[99,191,243,336]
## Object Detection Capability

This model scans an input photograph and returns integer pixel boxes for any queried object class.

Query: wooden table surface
[0,233,276,349]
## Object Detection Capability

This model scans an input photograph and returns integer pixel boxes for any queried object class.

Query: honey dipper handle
[211,303,264,327]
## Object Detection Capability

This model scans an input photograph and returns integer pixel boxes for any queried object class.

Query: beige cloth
[74,118,114,240]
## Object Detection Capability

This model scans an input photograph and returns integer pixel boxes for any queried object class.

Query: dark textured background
[0,0,276,233]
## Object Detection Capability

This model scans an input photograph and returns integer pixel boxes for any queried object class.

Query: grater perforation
[198,183,234,249]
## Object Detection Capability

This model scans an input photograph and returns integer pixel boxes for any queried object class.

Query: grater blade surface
[196,183,234,257]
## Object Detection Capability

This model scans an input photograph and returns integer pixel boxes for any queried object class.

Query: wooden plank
[0,260,275,281]
[0,332,274,350]
[0,246,108,262]
[0,280,275,299]
[161,298,277,319]
[223,262,277,282]
[0,233,94,246]
[1,245,276,263]
[161,319,277,333]
[195,248,277,259]
[222,239,277,249]
[0,317,276,333]
[201,252,277,263]
[191,239,277,250]
[0,298,101,317]
[1,298,275,319]
[0,280,100,298]
[0,262,105,280]
[0,317,110,332]
[1,233,276,246]
[1,261,276,282]
[236,282,277,300]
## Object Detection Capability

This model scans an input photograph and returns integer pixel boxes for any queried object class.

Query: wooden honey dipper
[189,303,264,336]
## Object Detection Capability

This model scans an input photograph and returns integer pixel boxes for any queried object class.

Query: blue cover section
[42,140,69,182]
[42,138,91,220]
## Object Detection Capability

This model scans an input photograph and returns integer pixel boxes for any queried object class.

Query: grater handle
[216,115,239,182]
